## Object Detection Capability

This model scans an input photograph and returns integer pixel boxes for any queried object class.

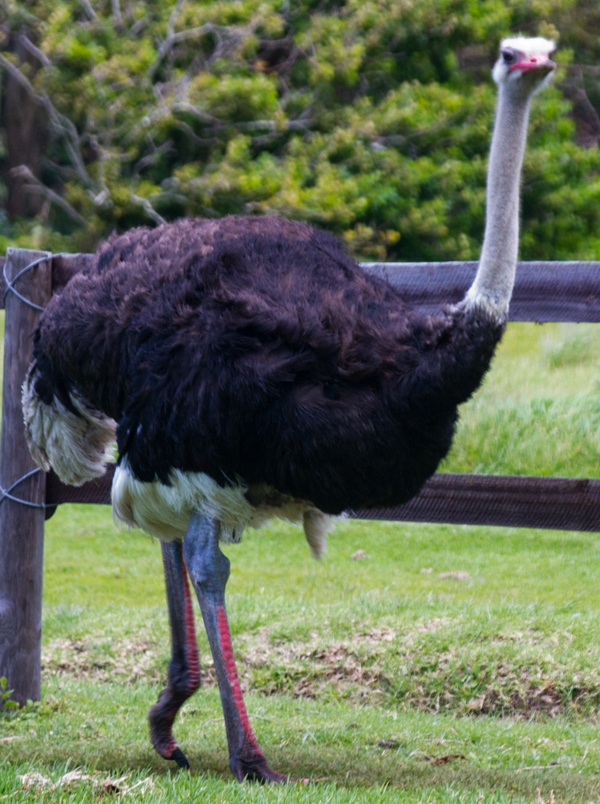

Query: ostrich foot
[150,540,201,769]
[229,749,289,784]
[149,690,191,769]
[183,513,291,784]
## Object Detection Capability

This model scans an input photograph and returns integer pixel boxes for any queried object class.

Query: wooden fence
[0,248,599,706]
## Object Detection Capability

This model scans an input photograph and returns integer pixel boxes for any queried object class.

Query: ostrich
[23,37,554,783]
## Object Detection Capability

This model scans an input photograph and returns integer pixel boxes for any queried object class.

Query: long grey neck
[462,86,533,321]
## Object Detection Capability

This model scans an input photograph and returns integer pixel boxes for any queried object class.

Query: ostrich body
[23,37,555,783]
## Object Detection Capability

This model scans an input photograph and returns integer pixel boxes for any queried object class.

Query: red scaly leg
[217,606,261,753]
[182,513,288,783]
[149,540,201,769]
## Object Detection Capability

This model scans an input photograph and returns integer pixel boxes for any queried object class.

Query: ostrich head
[492,36,556,95]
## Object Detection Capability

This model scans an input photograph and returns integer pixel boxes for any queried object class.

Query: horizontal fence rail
[2,256,600,321]
[45,467,600,533]
[365,261,600,322]
[3,251,600,533]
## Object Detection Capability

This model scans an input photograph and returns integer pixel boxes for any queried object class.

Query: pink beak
[510,54,556,73]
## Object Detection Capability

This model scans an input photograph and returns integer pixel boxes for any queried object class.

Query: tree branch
[111,0,123,28]
[149,18,238,78]
[132,139,175,177]
[171,102,312,134]
[0,53,96,191]
[148,0,185,77]
[170,101,223,126]
[566,63,600,76]
[173,120,218,147]
[171,25,221,45]
[78,0,99,22]
[0,52,41,100]
[129,16,150,37]
[41,96,96,190]
[130,193,166,225]
[10,166,87,226]
[18,35,51,68]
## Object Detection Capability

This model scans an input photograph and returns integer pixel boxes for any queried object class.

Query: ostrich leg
[149,540,201,769]
[182,512,288,783]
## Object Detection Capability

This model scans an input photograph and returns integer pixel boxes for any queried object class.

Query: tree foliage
[2,0,600,261]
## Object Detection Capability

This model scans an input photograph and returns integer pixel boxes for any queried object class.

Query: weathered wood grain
[364,261,600,321]
[0,248,51,706]
[352,473,600,532]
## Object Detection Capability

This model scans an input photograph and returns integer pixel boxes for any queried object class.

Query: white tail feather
[22,368,116,486]
[112,458,335,554]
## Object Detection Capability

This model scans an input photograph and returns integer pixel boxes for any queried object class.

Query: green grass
[2,321,600,802]
[445,323,600,477]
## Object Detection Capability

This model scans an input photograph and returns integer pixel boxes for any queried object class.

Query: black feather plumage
[32,215,503,515]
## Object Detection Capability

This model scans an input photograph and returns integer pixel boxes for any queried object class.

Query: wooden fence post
[0,248,52,706]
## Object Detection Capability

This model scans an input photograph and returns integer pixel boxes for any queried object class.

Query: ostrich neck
[463,86,533,320]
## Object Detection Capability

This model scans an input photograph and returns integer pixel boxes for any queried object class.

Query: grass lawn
[2,321,600,803]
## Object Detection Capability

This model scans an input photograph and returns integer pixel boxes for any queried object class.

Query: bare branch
[78,0,99,21]
[128,14,151,36]
[41,96,96,189]
[171,102,312,135]
[238,119,311,132]
[0,52,41,100]
[149,0,184,76]
[111,0,124,28]
[130,193,166,225]
[18,35,52,68]
[172,119,217,147]
[166,0,185,37]
[229,119,278,132]
[171,101,222,126]
[149,17,236,78]
[10,166,87,226]
[86,136,113,206]
[0,53,97,191]
[566,63,600,76]
[129,16,150,37]
[154,189,188,205]
[43,157,82,182]
[375,135,406,147]
[171,25,221,45]
[132,139,175,177]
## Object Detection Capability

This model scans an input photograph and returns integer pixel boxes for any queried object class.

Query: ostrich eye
[501,49,515,64]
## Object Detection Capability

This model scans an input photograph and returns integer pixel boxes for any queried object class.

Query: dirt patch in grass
[239,625,600,718]
[238,626,388,700]
[465,681,563,717]
[42,636,164,685]
[289,644,382,698]
[41,623,600,720]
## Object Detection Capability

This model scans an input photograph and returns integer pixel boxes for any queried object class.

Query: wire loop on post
[3,254,56,312]
[0,251,56,512]
[0,467,46,510]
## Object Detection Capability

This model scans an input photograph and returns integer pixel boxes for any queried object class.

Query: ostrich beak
[510,54,556,75]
